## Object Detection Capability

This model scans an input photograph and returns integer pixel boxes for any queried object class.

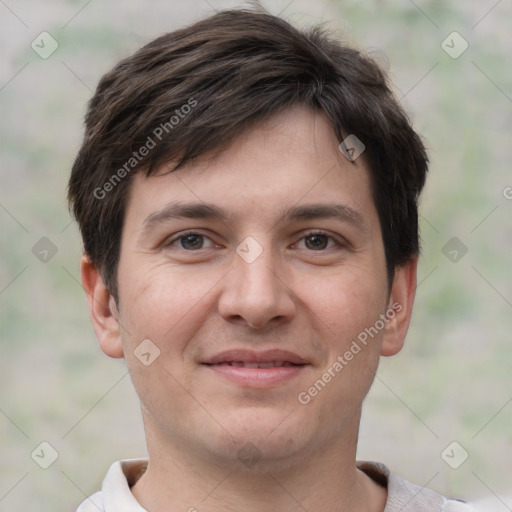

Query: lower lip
[203,364,307,387]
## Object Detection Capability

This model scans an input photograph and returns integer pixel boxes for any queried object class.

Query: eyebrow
[141,202,229,233]
[140,201,366,234]
[280,203,366,230]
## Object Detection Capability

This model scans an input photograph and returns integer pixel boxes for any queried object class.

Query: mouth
[207,361,301,369]
[201,349,310,387]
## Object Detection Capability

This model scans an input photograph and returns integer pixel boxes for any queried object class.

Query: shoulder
[74,459,148,512]
[76,491,103,512]
[357,461,473,512]
[443,501,476,511]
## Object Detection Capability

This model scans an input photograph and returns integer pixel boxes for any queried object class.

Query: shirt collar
[102,459,148,511]
[101,458,447,512]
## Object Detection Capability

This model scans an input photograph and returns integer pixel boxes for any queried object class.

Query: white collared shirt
[76,459,472,512]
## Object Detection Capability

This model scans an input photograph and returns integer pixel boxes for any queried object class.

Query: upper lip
[202,349,309,365]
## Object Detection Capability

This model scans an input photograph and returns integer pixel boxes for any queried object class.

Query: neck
[131,412,387,512]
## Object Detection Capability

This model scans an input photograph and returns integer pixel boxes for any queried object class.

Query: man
[68,7,472,511]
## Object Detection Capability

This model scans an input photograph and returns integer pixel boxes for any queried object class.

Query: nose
[217,243,296,329]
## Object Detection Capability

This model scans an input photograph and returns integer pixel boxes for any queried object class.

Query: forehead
[125,105,376,230]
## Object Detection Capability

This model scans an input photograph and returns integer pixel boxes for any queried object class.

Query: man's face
[95,106,413,467]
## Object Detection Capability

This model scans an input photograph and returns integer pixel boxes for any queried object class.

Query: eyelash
[164,230,345,251]
[294,230,343,250]
[166,231,217,251]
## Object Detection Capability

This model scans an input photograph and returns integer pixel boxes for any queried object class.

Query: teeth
[257,361,277,369]
[219,361,297,368]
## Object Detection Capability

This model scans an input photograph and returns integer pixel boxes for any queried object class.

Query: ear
[80,254,124,359]
[380,257,418,357]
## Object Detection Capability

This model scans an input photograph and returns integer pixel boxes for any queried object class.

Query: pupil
[182,234,202,249]
[306,235,327,250]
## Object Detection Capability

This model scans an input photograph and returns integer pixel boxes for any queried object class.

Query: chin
[206,408,312,466]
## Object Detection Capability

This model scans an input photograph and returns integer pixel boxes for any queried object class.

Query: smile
[209,361,299,368]
[201,349,310,387]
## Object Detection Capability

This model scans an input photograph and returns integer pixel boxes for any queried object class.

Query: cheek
[297,266,387,342]
[116,264,218,430]
[300,284,384,426]
[117,262,216,355]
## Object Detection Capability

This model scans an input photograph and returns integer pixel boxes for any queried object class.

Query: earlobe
[80,255,124,359]
[380,257,418,357]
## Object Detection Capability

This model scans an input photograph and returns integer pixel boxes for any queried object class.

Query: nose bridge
[218,236,294,328]
[238,247,278,294]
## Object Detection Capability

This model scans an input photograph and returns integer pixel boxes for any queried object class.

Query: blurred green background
[1,0,510,510]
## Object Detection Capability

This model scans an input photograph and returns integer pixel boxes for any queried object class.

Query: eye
[167,232,216,250]
[297,232,339,251]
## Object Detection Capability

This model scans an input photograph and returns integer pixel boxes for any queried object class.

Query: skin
[81,105,417,512]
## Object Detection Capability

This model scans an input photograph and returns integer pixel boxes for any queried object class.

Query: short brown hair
[68,7,428,301]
